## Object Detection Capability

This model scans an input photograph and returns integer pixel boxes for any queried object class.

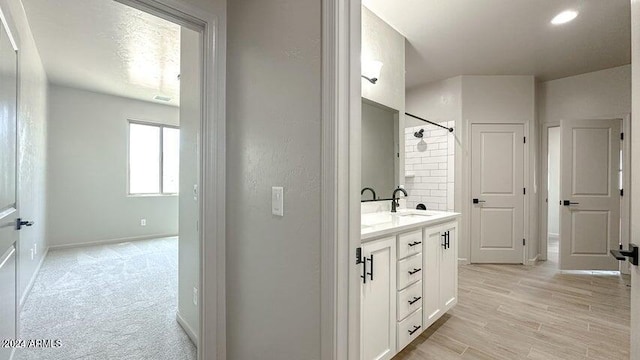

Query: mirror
[361,98,399,201]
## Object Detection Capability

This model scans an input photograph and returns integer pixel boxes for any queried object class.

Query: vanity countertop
[361,209,460,241]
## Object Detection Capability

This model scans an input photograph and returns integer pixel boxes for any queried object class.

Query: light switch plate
[272,186,284,216]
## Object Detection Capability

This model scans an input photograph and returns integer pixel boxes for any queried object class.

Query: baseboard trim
[526,254,540,266]
[458,258,469,265]
[19,246,49,308]
[49,234,178,250]
[176,310,199,347]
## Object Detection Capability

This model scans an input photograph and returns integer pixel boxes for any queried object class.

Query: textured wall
[226,0,321,359]
[362,6,406,187]
[47,85,179,247]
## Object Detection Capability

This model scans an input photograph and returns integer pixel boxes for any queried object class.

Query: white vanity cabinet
[361,216,458,360]
[360,237,396,360]
[423,221,458,328]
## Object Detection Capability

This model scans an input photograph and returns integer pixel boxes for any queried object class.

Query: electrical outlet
[140,219,147,226]
[192,287,198,306]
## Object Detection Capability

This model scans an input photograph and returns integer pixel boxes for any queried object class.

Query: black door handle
[472,198,486,204]
[16,218,34,230]
[611,244,639,266]
[563,200,579,206]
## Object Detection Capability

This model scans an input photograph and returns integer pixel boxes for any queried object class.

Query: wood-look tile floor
[394,242,631,360]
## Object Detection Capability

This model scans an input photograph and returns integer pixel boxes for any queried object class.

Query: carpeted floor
[14,237,196,360]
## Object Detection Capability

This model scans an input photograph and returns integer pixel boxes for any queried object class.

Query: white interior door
[0,16,18,360]
[559,119,621,270]
[470,124,525,264]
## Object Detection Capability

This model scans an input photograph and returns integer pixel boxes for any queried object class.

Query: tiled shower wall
[404,121,455,211]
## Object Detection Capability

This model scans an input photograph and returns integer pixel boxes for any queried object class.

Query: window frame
[127,119,180,196]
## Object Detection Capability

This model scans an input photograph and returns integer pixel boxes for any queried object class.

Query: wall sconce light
[362,59,383,84]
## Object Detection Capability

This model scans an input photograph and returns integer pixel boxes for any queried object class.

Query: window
[129,121,179,195]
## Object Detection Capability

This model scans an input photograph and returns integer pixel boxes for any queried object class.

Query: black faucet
[391,188,408,213]
[361,187,377,200]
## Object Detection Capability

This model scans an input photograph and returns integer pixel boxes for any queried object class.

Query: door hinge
[524,136,527,143]
[523,239,526,246]
[356,247,363,264]
[621,189,624,197]
[523,188,526,195]
[621,133,624,141]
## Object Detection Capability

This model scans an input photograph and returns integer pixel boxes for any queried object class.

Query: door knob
[562,200,579,206]
[610,244,639,266]
[472,198,486,204]
[16,218,34,230]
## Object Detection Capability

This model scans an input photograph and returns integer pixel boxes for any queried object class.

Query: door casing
[539,115,630,273]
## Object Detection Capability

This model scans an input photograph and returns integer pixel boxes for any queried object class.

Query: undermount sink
[395,210,435,217]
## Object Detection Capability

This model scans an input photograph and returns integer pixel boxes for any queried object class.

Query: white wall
[1,0,49,306]
[406,77,462,128]
[362,6,406,187]
[538,65,631,124]
[547,127,560,236]
[47,85,179,247]
[177,27,201,344]
[227,0,321,358]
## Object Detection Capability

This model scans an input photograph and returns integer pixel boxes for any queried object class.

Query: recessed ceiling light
[551,10,578,25]
[154,95,172,102]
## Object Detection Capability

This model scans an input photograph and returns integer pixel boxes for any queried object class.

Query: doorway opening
[546,126,560,265]
[7,0,213,358]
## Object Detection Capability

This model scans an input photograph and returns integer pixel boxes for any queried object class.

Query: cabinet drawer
[397,230,423,259]
[397,308,422,351]
[397,253,423,290]
[397,280,422,321]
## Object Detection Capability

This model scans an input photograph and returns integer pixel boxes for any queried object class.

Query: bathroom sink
[395,210,435,217]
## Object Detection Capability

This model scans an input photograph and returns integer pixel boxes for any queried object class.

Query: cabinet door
[361,237,396,360]
[440,222,458,311]
[422,226,442,328]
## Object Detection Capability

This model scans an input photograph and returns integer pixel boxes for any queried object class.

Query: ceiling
[363,0,631,88]
[23,0,181,106]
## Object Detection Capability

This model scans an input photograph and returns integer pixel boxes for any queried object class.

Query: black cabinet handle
[366,255,374,281]
[408,325,421,335]
[408,296,422,305]
[360,253,368,284]
[408,241,422,247]
[446,231,450,249]
[408,268,421,275]
[441,233,447,248]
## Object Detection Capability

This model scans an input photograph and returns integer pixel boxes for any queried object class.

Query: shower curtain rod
[405,112,454,133]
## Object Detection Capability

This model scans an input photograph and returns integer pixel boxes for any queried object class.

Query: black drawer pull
[408,268,422,275]
[408,241,422,247]
[408,296,421,305]
[408,325,421,335]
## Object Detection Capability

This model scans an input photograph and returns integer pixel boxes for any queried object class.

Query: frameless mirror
[361,98,399,201]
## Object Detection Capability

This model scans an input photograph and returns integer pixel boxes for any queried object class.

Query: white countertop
[361,209,460,241]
